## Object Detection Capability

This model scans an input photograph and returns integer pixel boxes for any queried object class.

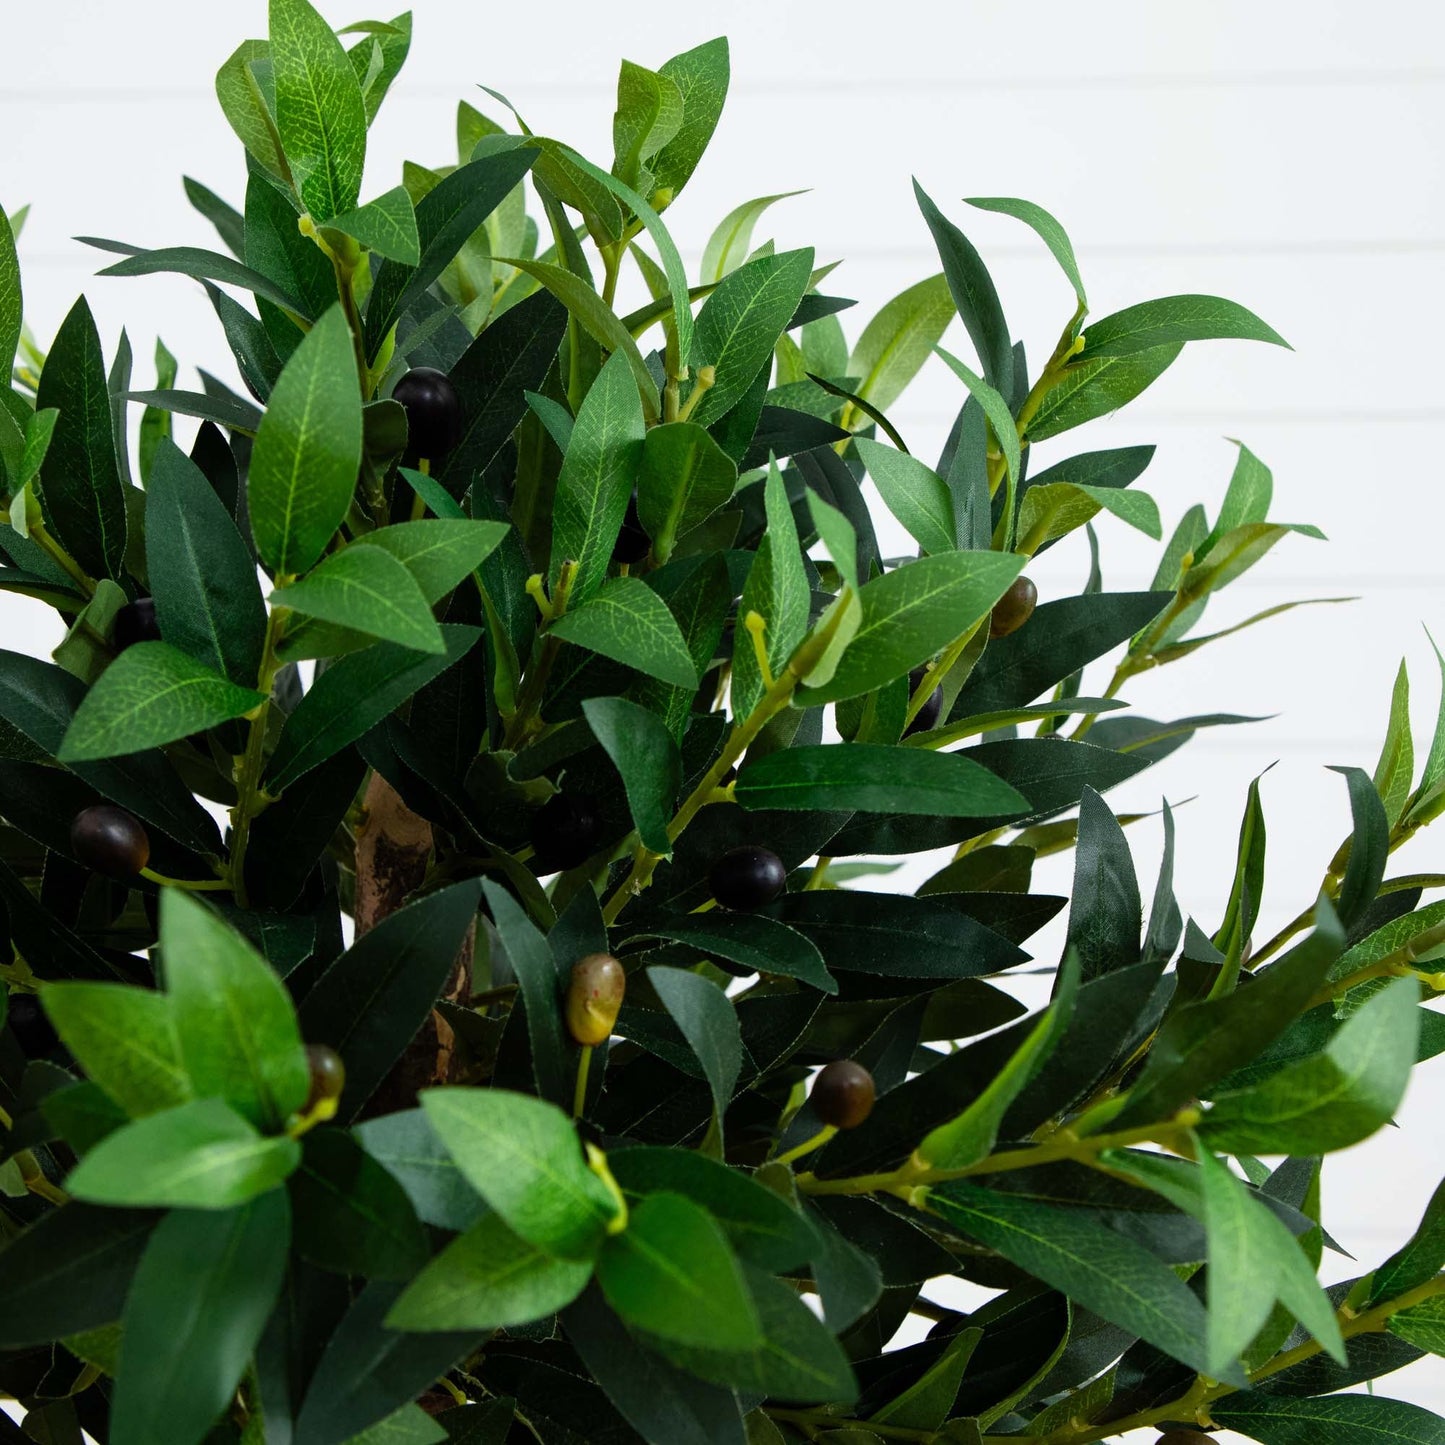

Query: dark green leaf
[35,296,128,578]
[1331,764,1391,930]
[183,175,247,258]
[353,1107,486,1233]
[1213,1391,1445,1445]
[298,879,481,1120]
[121,386,263,435]
[1078,293,1289,360]
[1370,1177,1445,1305]
[111,1191,289,1445]
[647,967,743,1136]
[0,205,20,373]
[632,913,835,995]
[583,697,680,854]
[1067,788,1142,981]
[91,241,311,317]
[636,420,737,564]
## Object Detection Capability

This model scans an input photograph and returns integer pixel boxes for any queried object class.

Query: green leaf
[1116,905,1346,1128]
[184,177,245,258]
[737,742,1028,817]
[915,182,1011,391]
[328,186,419,264]
[632,914,835,995]
[273,545,445,653]
[635,421,737,564]
[248,303,363,575]
[732,460,809,716]
[848,272,954,412]
[919,950,1080,1170]
[144,438,267,685]
[583,697,680,855]
[927,1180,1225,1381]
[353,1107,486,1233]
[801,550,1025,706]
[1078,293,1289,360]
[269,0,367,222]
[17,405,60,489]
[351,519,507,603]
[700,191,805,284]
[57,643,264,761]
[647,966,743,1142]
[934,344,1020,489]
[66,1097,301,1209]
[1026,343,1183,442]
[650,37,730,202]
[346,13,411,125]
[1370,1177,1445,1304]
[35,296,128,579]
[612,60,684,190]
[1390,1296,1445,1357]
[265,625,481,791]
[122,386,263,435]
[1213,1392,1445,1445]
[689,248,814,426]
[598,1191,759,1350]
[493,256,658,421]
[854,437,955,555]
[1066,788,1142,981]
[966,196,1085,308]
[551,577,698,688]
[40,983,190,1119]
[0,1204,154,1349]
[1016,480,1161,553]
[549,349,646,607]
[215,40,289,182]
[111,1191,289,1445]
[807,490,859,592]
[870,1327,982,1433]
[345,1406,448,1445]
[298,880,482,1120]
[421,1087,620,1259]
[365,145,539,360]
[1374,660,1417,829]
[1201,976,1421,1154]
[386,1209,591,1331]
[608,1147,817,1272]
[0,204,19,375]
[160,889,309,1131]
[290,1129,430,1281]
[1331,765,1391,930]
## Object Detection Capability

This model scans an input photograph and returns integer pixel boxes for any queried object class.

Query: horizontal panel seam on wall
[6,71,1445,103]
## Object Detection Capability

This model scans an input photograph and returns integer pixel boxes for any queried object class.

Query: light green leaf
[635,421,736,564]
[269,0,367,222]
[385,1210,591,1331]
[967,195,1085,308]
[689,248,814,426]
[700,191,805,284]
[735,742,1028,817]
[421,1087,621,1259]
[1201,976,1421,1154]
[248,303,364,575]
[0,204,19,375]
[1390,1296,1445,1357]
[327,186,420,264]
[57,642,264,761]
[550,576,697,688]
[19,407,58,489]
[799,550,1024,706]
[215,40,289,182]
[549,349,647,608]
[1371,1176,1445,1305]
[732,459,809,716]
[346,12,411,125]
[807,489,859,592]
[582,697,680,855]
[597,1191,759,1350]
[1405,630,1445,826]
[1016,481,1162,553]
[351,518,508,603]
[611,60,684,191]
[848,273,954,412]
[160,890,310,1132]
[1027,343,1184,442]
[918,950,1080,1170]
[66,1097,300,1210]
[650,37,730,202]
[273,544,444,653]
[854,437,956,555]
[1079,293,1289,360]
[40,983,191,1119]
[1374,660,1416,829]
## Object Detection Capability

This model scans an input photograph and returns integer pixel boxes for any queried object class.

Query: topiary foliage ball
[0,6,1441,1445]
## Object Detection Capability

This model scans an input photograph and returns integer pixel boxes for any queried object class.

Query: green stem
[29,521,96,598]
[228,604,289,908]
[573,1045,594,1119]
[138,868,231,892]
[773,1124,837,1167]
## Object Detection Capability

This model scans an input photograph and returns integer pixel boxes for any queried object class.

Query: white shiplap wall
[3,0,1443,1433]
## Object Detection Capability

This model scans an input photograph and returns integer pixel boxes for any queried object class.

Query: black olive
[612,491,651,564]
[112,597,161,652]
[709,845,787,911]
[903,667,944,736]
[69,805,151,879]
[393,367,463,460]
[531,793,603,873]
[810,1059,876,1130]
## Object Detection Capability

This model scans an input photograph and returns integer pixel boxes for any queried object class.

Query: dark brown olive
[1156,1433,1215,1445]
[112,597,160,652]
[709,845,787,911]
[69,805,150,879]
[393,367,463,459]
[903,666,944,736]
[612,491,650,564]
[6,993,59,1057]
[303,1044,346,1114]
[566,952,626,1046]
[989,575,1038,639]
[811,1059,876,1130]
[530,792,603,872]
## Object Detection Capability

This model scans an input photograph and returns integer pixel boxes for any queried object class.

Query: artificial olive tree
[1,5,1443,1445]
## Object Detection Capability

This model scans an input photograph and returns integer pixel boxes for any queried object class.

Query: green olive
[566,952,626,1046]
[304,1044,346,1114]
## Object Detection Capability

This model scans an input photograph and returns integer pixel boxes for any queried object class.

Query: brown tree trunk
[354,774,474,1113]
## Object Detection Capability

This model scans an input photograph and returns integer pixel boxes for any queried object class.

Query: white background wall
[2,0,1442,1433]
